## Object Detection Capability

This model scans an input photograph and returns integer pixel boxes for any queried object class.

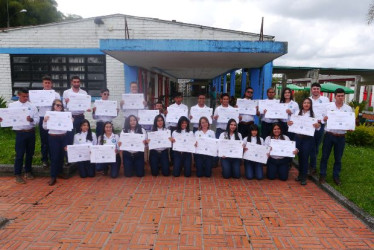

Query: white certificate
[264,103,288,119]
[29,90,55,107]
[94,100,117,116]
[122,94,145,110]
[243,143,270,164]
[90,145,116,163]
[138,110,159,125]
[326,111,355,131]
[288,115,317,136]
[173,132,196,153]
[195,137,218,157]
[67,144,91,163]
[166,107,188,123]
[270,139,296,158]
[0,107,29,127]
[313,103,329,121]
[147,130,171,150]
[67,94,91,111]
[217,108,239,123]
[45,111,73,131]
[190,107,213,124]
[258,99,279,114]
[237,99,258,115]
[119,132,145,152]
[218,140,243,159]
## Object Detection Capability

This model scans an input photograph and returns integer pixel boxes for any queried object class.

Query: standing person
[74,119,97,178]
[279,87,299,139]
[309,83,330,176]
[194,117,215,177]
[42,99,69,186]
[243,124,265,180]
[148,115,170,176]
[264,123,298,181]
[190,94,209,133]
[213,93,235,139]
[219,119,243,179]
[96,122,122,178]
[36,75,61,169]
[92,88,118,138]
[260,88,278,139]
[1,88,39,184]
[120,115,147,177]
[155,101,166,118]
[287,98,320,185]
[319,88,352,186]
[238,87,256,138]
[209,86,217,111]
[170,116,193,177]
[120,81,147,119]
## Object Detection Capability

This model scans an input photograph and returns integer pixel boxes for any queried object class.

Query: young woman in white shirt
[73,119,97,178]
[194,116,215,177]
[96,122,122,178]
[279,87,300,140]
[243,124,265,180]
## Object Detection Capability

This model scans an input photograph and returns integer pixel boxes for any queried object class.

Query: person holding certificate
[194,117,216,177]
[309,83,330,176]
[288,98,320,185]
[96,122,122,178]
[213,93,235,139]
[42,99,70,186]
[74,120,97,178]
[279,88,299,140]
[264,123,298,181]
[190,94,210,133]
[243,124,265,180]
[92,88,118,138]
[170,116,193,177]
[219,119,243,179]
[120,115,147,177]
[319,88,353,186]
[259,88,279,139]
[1,88,39,184]
[36,75,61,169]
[120,81,147,119]
[148,115,171,176]
[238,87,256,138]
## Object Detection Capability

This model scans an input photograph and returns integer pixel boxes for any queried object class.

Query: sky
[57,0,374,69]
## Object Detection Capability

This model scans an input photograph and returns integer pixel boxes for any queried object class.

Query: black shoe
[309,167,317,176]
[333,177,341,186]
[319,175,326,184]
[42,161,49,169]
[48,177,56,186]
[301,178,307,185]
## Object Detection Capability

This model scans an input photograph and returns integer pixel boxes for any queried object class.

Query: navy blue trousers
[295,135,314,177]
[77,161,95,178]
[309,124,325,170]
[39,117,50,163]
[14,130,35,175]
[173,151,192,177]
[149,149,170,176]
[95,121,104,138]
[261,121,274,140]
[320,132,346,178]
[96,154,121,178]
[123,151,145,177]
[48,134,67,178]
[195,154,213,177]
[221,157,241,179]
[244,160,263,180]
[267,157,290,181]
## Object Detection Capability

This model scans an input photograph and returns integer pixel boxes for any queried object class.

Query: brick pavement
[0,166,373,249]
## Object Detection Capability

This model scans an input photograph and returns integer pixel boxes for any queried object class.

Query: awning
[277,84,305,91]
[320,82,354,94]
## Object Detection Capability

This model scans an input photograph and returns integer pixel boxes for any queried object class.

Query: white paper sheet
[122,94,145,110]
[172,132,196,153]
[270,139,296,158]
[147,130,172,150]
[138,110,159,125]
[29,90,55,107]
[243,143,270,164]
[0,107,30,127]
[190,107,213,124]
[195,137,218,157]
[119,132,145,152]
[326,111,355,131]
[237,99,258,115]
[94,100,117,116]
[288,115,317,136]
[166,107,188,123]
[218,139,243,159]
[45,111,73,131]
[217,108,239,123]
[67,144,91,163]
[90,145,116,163]
[67,94,91,111]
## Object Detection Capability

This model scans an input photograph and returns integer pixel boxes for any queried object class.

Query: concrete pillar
[353,76,362,102]
[124,64,138,93]
[261,62,273,99]
[250,68,261,100]
[230,70,236,97]
[223,74,227,93]
[241,69,247,97]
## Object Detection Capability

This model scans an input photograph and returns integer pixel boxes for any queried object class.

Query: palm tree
[368,1,374,24]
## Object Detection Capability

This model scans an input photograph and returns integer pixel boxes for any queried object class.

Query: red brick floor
[0,166,373,249]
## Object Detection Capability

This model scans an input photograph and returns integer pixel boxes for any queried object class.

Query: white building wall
[0,54,12,101]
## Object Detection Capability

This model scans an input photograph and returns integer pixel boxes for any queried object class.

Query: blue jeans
[244,160,263,180]
[310,124,325,170]
[261,121,274,140]
[319,132,346,178]
[123,151,145,177]
[14,130,35,176]
[267,157,290,181]
[77,161,95,178]
[295,135,314,177]
[195,154,213,177]
[149,149,170,176]
[221,157,241,179]
[39,117,50,163]
[173,151,192,177]
[48,134,67,178]
[96,154,121,178]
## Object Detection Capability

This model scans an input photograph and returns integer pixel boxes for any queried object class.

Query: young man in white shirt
[190,94,209,133]
[259,88,278,139]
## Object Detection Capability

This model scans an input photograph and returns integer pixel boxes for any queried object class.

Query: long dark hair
[247,124,261,145]
[298,97,315,118]
[176,116,190,133]
[198,116,210,130]
[51,99,64,111]
[270,123,285,140]
[225,119,240,140]
[80,119,93,142]
[123,115,143,134]
[280,87,294,103]
[152,115,165,131]
[99,121,114,145]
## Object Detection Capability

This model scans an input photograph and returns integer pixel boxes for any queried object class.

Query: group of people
[0,75,352,187]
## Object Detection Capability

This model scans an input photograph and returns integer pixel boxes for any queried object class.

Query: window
[11,55,106,97]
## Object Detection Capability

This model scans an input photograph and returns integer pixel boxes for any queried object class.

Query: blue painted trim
[230,70,236,97]
[223,74,227,94]
[0,48,103,55]
[241,69,247,97]
[250,68,261,100]
[124,64,138,93]
[100,39,288,54]
[262,62,273,99]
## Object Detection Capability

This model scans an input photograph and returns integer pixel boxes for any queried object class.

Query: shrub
[346,126,374,147]
[0,96,6,108]
[349,100,367,113]
[294,90,310,108]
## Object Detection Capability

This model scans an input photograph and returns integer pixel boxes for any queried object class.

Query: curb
[0,164,77,178]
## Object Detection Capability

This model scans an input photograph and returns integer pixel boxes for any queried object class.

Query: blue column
[241,69,247,97]
[230,70,236,97]
[124,64,138,93]
[218,76,222,94]
[261,62,273,99]
[223,74,227,93]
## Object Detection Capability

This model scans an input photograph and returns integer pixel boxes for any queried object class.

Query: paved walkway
[0,167,373,249]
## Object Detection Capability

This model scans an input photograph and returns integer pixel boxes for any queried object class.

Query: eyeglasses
[246,91,253,94]
[54,104,62,107]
